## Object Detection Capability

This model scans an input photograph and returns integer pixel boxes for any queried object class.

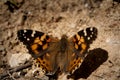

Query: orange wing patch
[31,44,39,54]
[30,35,51,54]
[36,55,52,72]
[80,43,87,54]
[73,35,87,55]
[42,43,48,50]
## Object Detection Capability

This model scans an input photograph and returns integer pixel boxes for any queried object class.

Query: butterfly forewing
[73,27,97,54]
[17,30,51,56]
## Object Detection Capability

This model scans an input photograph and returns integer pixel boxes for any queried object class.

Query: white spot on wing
[90,35,93,37]
[31,31,36,37]
[83,29,87,36]
[91,31,94,34]
[24,36,26,39]
[87,37,90,40]
[23,33,25,36]
[24,30,27,33]
[27,38,30,41]
[90,27,93,31]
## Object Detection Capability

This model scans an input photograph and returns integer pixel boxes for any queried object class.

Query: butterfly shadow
[67,48,108,80]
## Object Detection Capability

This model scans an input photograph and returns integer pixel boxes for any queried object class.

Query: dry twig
[0,62,32,79]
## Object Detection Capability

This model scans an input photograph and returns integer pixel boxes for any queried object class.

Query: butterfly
[17,27,97,78]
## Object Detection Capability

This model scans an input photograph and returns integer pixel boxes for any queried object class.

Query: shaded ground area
[0,0,120,80]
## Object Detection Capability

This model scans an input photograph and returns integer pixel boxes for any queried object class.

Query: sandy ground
[0,0,120,80]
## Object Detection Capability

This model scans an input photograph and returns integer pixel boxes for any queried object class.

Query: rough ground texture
[0,0,120,80]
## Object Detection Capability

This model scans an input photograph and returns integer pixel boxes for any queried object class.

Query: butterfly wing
[67,27,98,74]
[17,30,56,73]
[17,30,51,57]
[73,27,97,55]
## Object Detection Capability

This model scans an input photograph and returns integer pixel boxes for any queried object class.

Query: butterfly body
[17,27,97,77]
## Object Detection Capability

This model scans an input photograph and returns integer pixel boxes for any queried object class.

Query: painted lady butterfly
[17,27,97,78]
